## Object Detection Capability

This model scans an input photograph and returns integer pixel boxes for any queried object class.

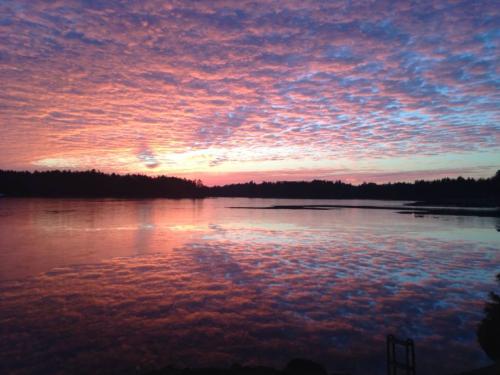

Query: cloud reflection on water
[0,234,498,374]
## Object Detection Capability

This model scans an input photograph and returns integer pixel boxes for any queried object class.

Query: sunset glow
[1,1,499,184]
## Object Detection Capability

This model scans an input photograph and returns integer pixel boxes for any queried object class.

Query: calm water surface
[0,198,499,374]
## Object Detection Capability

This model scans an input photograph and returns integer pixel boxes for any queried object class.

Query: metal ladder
[387,334,416,375]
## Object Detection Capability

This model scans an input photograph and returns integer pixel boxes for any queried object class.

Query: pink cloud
[0,0,498,184]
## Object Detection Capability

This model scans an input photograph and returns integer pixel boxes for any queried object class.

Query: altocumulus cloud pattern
[0,0,499,184]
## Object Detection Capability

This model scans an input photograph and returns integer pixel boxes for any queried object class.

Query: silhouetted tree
[0,170,499,203]
[209,173,500,205]
[0,170,207,198]
[477,273,500,362]
[493,170,500,181]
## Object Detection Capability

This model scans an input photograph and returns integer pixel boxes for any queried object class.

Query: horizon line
[1,168,497,188]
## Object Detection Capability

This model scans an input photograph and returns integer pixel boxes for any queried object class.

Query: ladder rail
[386,334,416,375]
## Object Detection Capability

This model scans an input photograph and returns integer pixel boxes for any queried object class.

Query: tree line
[0,169,498,205]
[209,171,500,205]
[0,170,205,198]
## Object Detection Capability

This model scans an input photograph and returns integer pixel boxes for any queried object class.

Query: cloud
[0,0,498,183]
[137,146,160,169]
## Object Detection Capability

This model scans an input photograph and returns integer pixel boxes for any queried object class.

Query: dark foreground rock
[456,363,500,375]
[147,358,341,375]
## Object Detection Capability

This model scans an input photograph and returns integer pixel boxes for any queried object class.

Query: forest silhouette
[0,169,499,205]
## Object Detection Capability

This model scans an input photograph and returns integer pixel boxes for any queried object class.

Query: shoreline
[2,196,499,217]
[1,195,498,206]
[229,204,500,218]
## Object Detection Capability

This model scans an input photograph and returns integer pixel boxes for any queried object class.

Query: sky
[0,0,499,185]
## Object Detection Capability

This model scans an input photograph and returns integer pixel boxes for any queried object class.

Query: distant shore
[229,203,500,218]
[0,170,498,207]
[406,199,499,208]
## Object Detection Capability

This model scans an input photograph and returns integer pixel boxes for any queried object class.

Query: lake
[0,198,499,374]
